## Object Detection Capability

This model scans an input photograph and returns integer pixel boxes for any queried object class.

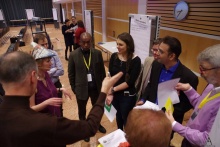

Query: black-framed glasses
[199,66,220,72]
[151,48,159,53]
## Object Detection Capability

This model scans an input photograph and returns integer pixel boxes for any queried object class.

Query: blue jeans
[112,93,136,130]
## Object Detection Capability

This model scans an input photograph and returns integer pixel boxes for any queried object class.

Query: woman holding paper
[166,44,220,147]
[107,32,141,130]
[62,19,74,60]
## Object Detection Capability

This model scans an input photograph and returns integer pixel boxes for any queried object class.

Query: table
[96,41,118,61]
[10,19,27,26]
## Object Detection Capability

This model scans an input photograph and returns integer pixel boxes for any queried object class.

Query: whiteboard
[84,10,92,36]
[129,14,160,64]
[25,9,34,20]
[62,8,65,22]
[0,9,4,21]
[52,8,58,20]
[71,9,75,17]
[130,14,152,63]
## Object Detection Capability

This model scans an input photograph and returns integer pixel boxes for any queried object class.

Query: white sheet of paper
[133,100,160,111]
[98,129,127,147]
[70,25,78,31]
[104,104,117,122]
[207,107,220,146]
[157,78,180,109]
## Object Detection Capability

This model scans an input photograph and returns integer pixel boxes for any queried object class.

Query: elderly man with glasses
[166,44,220,147]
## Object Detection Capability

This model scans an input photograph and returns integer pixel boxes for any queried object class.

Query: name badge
[191,109,199,120]
[87,73,92,82]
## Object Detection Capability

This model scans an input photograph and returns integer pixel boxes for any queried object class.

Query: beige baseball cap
[32,48,55,60]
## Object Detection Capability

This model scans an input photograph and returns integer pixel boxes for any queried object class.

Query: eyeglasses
[199,66,220,72]
[151,48,159,53]
[151,48,165,55]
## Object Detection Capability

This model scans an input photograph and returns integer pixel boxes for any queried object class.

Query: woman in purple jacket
[30,47,71,117]
[166,44,220,147]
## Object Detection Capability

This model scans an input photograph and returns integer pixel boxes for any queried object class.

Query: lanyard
[82,51,91,70]
[198,91,220,109]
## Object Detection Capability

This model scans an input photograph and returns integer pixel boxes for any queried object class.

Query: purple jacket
[35,72,61,117]
[173,84,220,146]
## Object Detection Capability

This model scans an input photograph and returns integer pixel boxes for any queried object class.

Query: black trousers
[54,79,63,117]
[76,89,99,120]
[65,45,73,59]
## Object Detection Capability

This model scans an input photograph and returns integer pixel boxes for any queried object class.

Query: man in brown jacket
[68,32,106,142]
[0,51,122,146]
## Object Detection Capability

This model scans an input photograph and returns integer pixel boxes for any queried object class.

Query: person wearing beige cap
[30,47,71,117]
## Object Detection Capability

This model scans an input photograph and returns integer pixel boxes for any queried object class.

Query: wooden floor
[0,24,192,147]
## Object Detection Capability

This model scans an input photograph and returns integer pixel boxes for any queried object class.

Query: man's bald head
[80,32,92,51]
[0,51,37,84]
[80,32,91,40]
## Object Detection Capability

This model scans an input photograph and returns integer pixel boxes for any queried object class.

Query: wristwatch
[111,87,115,94]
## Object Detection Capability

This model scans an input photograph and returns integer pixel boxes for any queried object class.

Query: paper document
[164,97,174,114]
[134,100,160,111]
[98,129,127,147]
[157,78,180,109]
[104,104,117,122]
[70,25,78,31]
[206,108,220,146]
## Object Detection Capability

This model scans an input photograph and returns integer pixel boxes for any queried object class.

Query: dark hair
[72,16,76,19]
[33,33,46,44]
[0,51,37,83]
[77,20,85,28]
[33,33,53,50]
[161,36,181,60]
[65,19,70,24]
[153,38,162,45]
[117,32,135,81]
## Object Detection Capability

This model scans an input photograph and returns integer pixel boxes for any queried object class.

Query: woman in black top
[107,32,141,130]
[62,19,74,60]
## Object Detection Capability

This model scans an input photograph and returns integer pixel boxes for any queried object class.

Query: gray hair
[0,51,37,83]
[197,44,220,67]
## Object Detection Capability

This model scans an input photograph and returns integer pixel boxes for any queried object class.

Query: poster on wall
[52,8,58,21]
[71,9,75,17]
[84,10,94,47]
[0,9,4,21]
[62,8,65,23]
[129,14,160,64]
[25,9,34,20]
[130,14,152,63]
[84,10,92,36]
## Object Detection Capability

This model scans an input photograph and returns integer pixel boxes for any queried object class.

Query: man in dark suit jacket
[137,36,198,139]
[68,32,106,142]
[0,51,122,146]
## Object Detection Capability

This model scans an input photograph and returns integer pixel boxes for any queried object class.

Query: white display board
[0,9,4,21]
[62,8,65,22]
[52,8,58,21]
[130,15,152,63]
[129,14,160,64]
[71,9,75,17]
[84,10,93,36]
[25,9,34,20]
